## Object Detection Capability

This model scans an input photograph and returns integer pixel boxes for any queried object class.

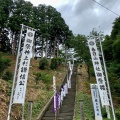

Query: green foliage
[40,72,52,84]
[102,35,113,61]
[74,92,94,120]
[102,108,107,118]
[0,53,11,77]
[112,37,120,62]
[70,34,90,64]
[29,91,53,119]
[50,57,63,69]
[0,29,11,53]
[6,89,11,96]
[35,72,41,84]
[116,111,120,120]
[39,57,49,70]
[111,16,120,40]
[35,72,52,85]
[0,0,73,55]
[0,0,13,28]
[2,70,13,81]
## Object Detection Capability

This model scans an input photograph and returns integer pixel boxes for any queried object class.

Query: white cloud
[25,0,120,36]
[25,0,69,7]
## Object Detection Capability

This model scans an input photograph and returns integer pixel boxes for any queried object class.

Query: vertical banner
[91,84,103,120]
[88,39,109,106]
[58,93,61,109]
[68,61,72,71]
[13,29,35,104]
[60,87,64,102]
[53,76,57,113]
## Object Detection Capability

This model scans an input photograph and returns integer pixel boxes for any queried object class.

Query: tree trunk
[65,46,68,64]
[56,39,59,58]
[45,38,48,58]
[41,37,44,58]
[53,37,56,58]
[12,33,18,55]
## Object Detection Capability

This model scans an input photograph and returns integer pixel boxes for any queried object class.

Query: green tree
[112,35,120,62]
[0,53,11,77]
[8,0,33,55]
[0,0,13,53]
[0,0,13,30]
[33,4,72,58]
[111,17,120,40]
[70,34,91,79]
[102,35,113,61]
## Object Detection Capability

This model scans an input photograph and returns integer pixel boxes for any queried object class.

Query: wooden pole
[27,101,33,120]
[80,100,85,120]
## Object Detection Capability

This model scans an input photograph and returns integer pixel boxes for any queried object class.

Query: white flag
[88,39,109,106]
[60,88,64,101]
[13,29,35,104]
[68,61,72,71]
[53,76,57,112]
[91,84,103,120]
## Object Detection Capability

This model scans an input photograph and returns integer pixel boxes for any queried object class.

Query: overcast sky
[25,0,120,36]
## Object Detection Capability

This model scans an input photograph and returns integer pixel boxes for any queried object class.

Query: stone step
[39,66,77,120]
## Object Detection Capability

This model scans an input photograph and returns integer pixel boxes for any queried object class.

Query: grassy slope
[0,54,66,120]
[74,64,118,120]
[0,54,120,120]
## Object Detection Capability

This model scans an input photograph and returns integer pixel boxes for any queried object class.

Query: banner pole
[22,104,24,120]
[7,24,23,120]
[99,40,116,120]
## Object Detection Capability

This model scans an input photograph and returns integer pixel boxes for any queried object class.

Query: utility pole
[98,33,116,120]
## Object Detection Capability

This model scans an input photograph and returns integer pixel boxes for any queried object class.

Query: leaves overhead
[0,0,73,56]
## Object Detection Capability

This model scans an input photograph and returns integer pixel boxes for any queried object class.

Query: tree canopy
[0,0,73,57]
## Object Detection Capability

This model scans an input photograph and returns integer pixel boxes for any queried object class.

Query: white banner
[88,39,109,106]
[91,84,102,120]
[13,29,35,104]
[65,83,68,94]
[68,61,72,71]
[60,88,64,101]
[53,76,57,112]
[68,70,72,88]
[63,84,66,97]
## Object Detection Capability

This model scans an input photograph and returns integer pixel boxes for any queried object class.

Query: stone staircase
[37,66,77,120]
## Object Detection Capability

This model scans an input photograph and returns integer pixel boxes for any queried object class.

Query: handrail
[37,70,68,120]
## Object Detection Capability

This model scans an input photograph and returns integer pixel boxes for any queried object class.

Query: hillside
[0,54,66,120]
[0,54,120,120]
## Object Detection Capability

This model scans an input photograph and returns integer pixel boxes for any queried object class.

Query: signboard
[88,39,109,106]
[13,29,35,104]
[91,84,102,120]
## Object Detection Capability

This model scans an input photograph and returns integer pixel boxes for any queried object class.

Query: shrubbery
[39,57,49,70]
[116,111,120,120]
[2,70,13,81]
[0,53,11,77]
[35,72,41,84]
[35,72,52,84]
[50,57,63,69]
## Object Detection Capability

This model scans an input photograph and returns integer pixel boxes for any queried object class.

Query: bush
[50,57,63,69]
[116,111,120,120]
[50,58,58,69]
[0,54,11,77]
[35,73,41,84]
[35,72,52,84]
[102,108,107,118]
[41,73,52,84]
[2,70,13,81]
[39,57,49,70]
